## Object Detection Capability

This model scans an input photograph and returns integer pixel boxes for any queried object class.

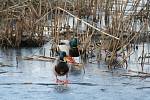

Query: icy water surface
[0,43,150,100]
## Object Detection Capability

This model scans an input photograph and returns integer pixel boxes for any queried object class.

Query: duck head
[69,38,78,48]
[59,51,67,61]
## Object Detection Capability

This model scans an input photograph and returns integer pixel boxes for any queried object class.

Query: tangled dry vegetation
[0,0,149,69]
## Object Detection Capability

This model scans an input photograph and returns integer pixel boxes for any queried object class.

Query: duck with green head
[69,37,79,57]
[54,51,69,83]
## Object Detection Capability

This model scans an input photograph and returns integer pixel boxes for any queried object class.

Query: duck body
[54,51,69,79]
[69,47,79,57]
[55,60,69,76]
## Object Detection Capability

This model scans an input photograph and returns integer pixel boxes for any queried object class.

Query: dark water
[0,43,150,100]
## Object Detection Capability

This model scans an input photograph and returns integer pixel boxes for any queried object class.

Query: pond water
[0,42,150,100]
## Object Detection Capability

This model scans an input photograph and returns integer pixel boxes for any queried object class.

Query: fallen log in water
[121,74,150,77]
[0,71,8,74]
[118,69,150,78]
[128,69,150,75]
[121,70,150,78]
[120,69,150,78]
[0,62,15,67]
[19,55,57,62]
[0,82,98,86]
[136,87,150,90]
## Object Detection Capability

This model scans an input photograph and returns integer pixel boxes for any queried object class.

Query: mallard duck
[54,51,69,83]
[69,38,79,57]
